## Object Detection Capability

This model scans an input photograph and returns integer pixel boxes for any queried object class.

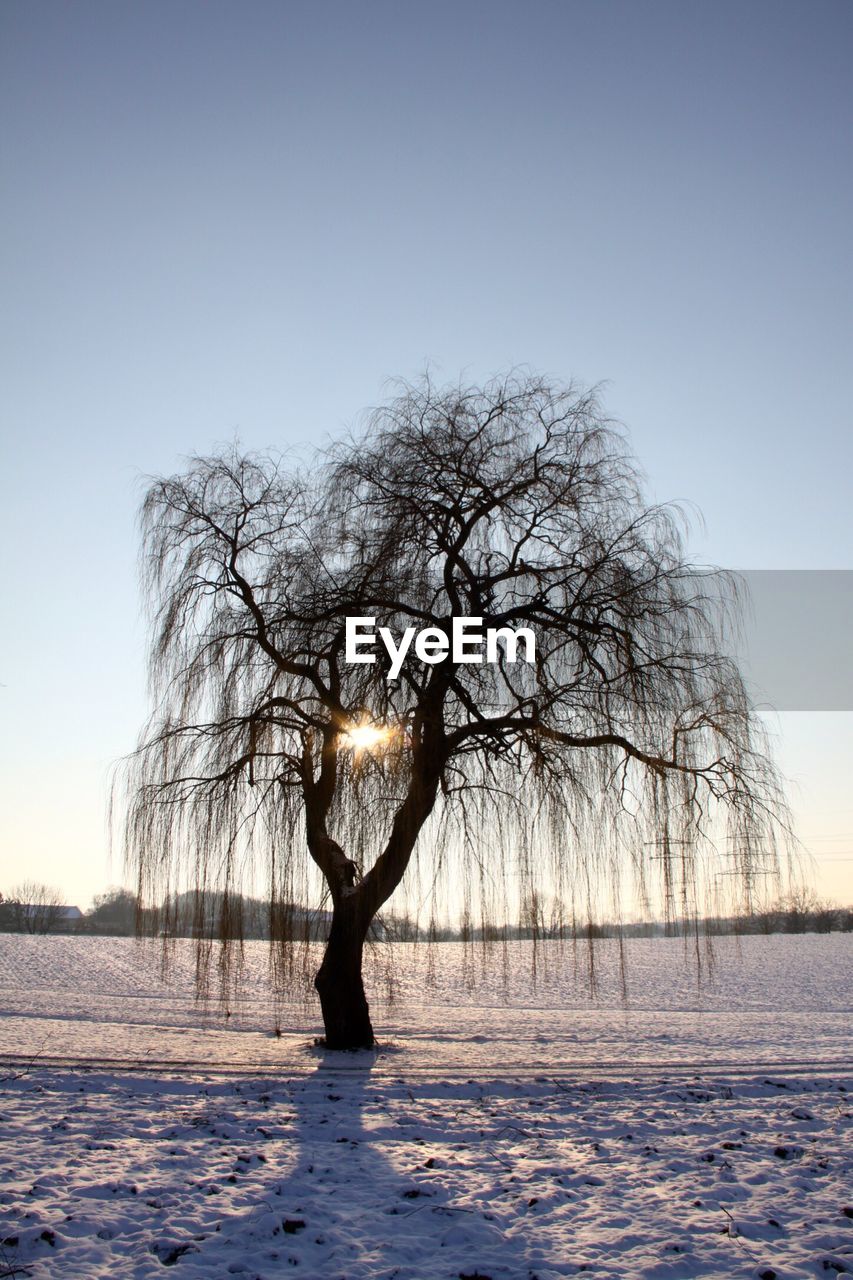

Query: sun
[343,721,391,752]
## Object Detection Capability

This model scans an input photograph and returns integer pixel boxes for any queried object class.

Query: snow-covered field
[0,935,850,1278]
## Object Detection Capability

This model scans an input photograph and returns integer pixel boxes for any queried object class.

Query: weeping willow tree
[120,374,789,1049]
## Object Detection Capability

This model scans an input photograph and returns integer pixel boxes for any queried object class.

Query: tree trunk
[314,899,375,1050]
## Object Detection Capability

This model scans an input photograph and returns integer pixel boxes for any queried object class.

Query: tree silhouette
[121,374,789,1048]
[3,882,66,934]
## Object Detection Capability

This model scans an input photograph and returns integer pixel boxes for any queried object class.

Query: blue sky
[1,0,851,907]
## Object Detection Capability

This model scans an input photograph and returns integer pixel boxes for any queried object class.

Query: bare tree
[120,374,790,1049]
[752,903,784,935]
[781,887,819,933]
[85,886,139,934]
[778,887,838,934]
[811,899,839,933]
[5,881,66,935]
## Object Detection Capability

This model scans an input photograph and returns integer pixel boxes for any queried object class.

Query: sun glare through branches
[342,722,393,753]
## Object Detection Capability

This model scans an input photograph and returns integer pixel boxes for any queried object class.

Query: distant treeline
[1,884,851,940]
[0,888,333,940]
[389,892,853,942]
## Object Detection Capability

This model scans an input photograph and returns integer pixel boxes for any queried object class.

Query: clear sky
[1,0,851,910]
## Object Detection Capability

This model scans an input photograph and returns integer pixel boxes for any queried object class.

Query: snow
[0,935,850,1278]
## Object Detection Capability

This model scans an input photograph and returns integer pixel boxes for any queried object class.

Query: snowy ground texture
[0,936,850,1279]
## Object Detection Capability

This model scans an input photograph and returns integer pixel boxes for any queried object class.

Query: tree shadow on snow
[189,1041,558,1279]
[242,1043,552,1279]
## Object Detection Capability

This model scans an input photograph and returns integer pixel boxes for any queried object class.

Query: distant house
[19,904,83,920]
[54,906,83,928]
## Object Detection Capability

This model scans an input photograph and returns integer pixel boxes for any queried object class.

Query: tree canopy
[120,374,790,1047]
